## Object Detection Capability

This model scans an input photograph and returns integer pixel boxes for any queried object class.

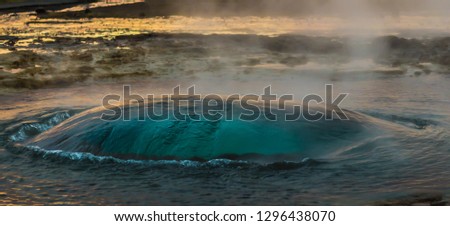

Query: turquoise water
[27,101,374,161]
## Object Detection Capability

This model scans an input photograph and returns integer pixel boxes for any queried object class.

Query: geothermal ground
[0,2,450,205]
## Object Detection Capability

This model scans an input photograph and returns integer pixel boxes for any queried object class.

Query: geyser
[27,98,376,162]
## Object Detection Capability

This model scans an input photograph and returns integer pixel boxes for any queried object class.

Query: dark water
[1,72,450,205]
[1,32,450,205]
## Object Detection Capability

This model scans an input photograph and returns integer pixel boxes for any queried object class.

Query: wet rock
[237,58,261,66]
[373,36,450,66]
[8,13,19,18]
[375,36,424,50]
[4,38,18,47]
[205,59,224,72]
[0,70,14,80]
[70,51,94,62]
[99,71,151,79]
[437,55,450,66]
[7,51,45,69]
[53,37,82,46]
[97,48,145,65]
[373,36,427,65]
[76,66,95,74]
[279,56,308,67]
[262,35,344,54]
[35,7,47,15]
[430,37,450,51]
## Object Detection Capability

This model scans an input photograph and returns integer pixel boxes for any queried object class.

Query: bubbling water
[27,98,380,162]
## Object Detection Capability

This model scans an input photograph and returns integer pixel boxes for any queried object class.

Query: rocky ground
[0,1,449,90]
[0,32,449,89]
